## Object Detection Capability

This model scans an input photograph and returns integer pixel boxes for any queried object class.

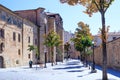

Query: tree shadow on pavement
[96,78,117,80]
[67,70,84,72]
[53,65,83,70]
[96,65,120,78]
[77,72,91,77]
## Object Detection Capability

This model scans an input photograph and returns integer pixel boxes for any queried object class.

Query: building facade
[0,5,64,68]
[0,5,38,68]
[15,10,64,64]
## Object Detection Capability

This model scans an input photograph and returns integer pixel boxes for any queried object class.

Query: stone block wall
[91,38,120,70]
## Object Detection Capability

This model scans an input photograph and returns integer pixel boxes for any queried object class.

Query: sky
[0,0,120,35]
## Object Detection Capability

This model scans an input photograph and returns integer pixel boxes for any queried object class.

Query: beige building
[0,5,38,68]
[0,5,64,68]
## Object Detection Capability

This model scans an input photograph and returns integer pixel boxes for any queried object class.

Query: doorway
[0,56,4,68]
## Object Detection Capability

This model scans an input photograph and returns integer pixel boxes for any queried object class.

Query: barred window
[0,29,4,38]
[28,54,31,59]
[0,43,4,53]
[18,33,20,42]
[28,36,30,43]
[13,32,16,41]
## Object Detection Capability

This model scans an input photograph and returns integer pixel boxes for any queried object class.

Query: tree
[44,30,62,66]
[71,22,92,65]
[60,0,114,80]
[64,42,71,60]
[28,45,39,58]
[27,45,39,69]
[54,34,63,64]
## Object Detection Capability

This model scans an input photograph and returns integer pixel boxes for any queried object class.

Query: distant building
[93,32,120,46]
[64,31,79,59]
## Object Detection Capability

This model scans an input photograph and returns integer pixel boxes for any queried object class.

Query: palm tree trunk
[101,11,108,80]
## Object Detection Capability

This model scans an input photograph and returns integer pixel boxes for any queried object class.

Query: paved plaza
[0,59,120,80]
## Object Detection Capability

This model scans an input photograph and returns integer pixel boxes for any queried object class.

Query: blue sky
[0,0,120,35]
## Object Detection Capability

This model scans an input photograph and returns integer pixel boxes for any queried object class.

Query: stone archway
[0,56,4,68]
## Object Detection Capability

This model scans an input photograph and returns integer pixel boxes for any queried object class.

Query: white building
[64,31,74,44]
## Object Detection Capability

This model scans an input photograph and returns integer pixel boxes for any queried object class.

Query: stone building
[0,5,38,68]
[0,4,64,68]
[15,8,47,63]
[46,12,64,62]
[15,9,64,64]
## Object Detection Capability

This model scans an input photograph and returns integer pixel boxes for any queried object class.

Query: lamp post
[44,18,47,68]
[91,41,97,73]
[44,46,47,68]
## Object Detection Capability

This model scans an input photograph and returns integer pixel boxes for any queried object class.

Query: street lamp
[44,46,47,68]
[44,18,47,68]
[91,41,97,73]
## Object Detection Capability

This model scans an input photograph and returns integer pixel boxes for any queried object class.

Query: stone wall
[92,38,120,70]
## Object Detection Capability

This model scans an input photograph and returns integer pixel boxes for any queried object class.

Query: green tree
[28,45,39,60]
[27,45,39,69]
[72,22,92,65]
[44,30,62,66]
[60,0,114,79]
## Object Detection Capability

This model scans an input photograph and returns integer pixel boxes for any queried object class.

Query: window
[113,37,116,40]
[1,15,6,21]
[28,36,30,43]
[18,49,20,55]
[0,43,4,53]
[35,39,37,45]
[13,19,17,25]
[0,29,4,38]
[13,32,16,41]
[18,34,20,42]
[28,54,31,59]
[7,17,13,24]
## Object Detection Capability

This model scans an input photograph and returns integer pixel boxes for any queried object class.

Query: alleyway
[0,59,120,80]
